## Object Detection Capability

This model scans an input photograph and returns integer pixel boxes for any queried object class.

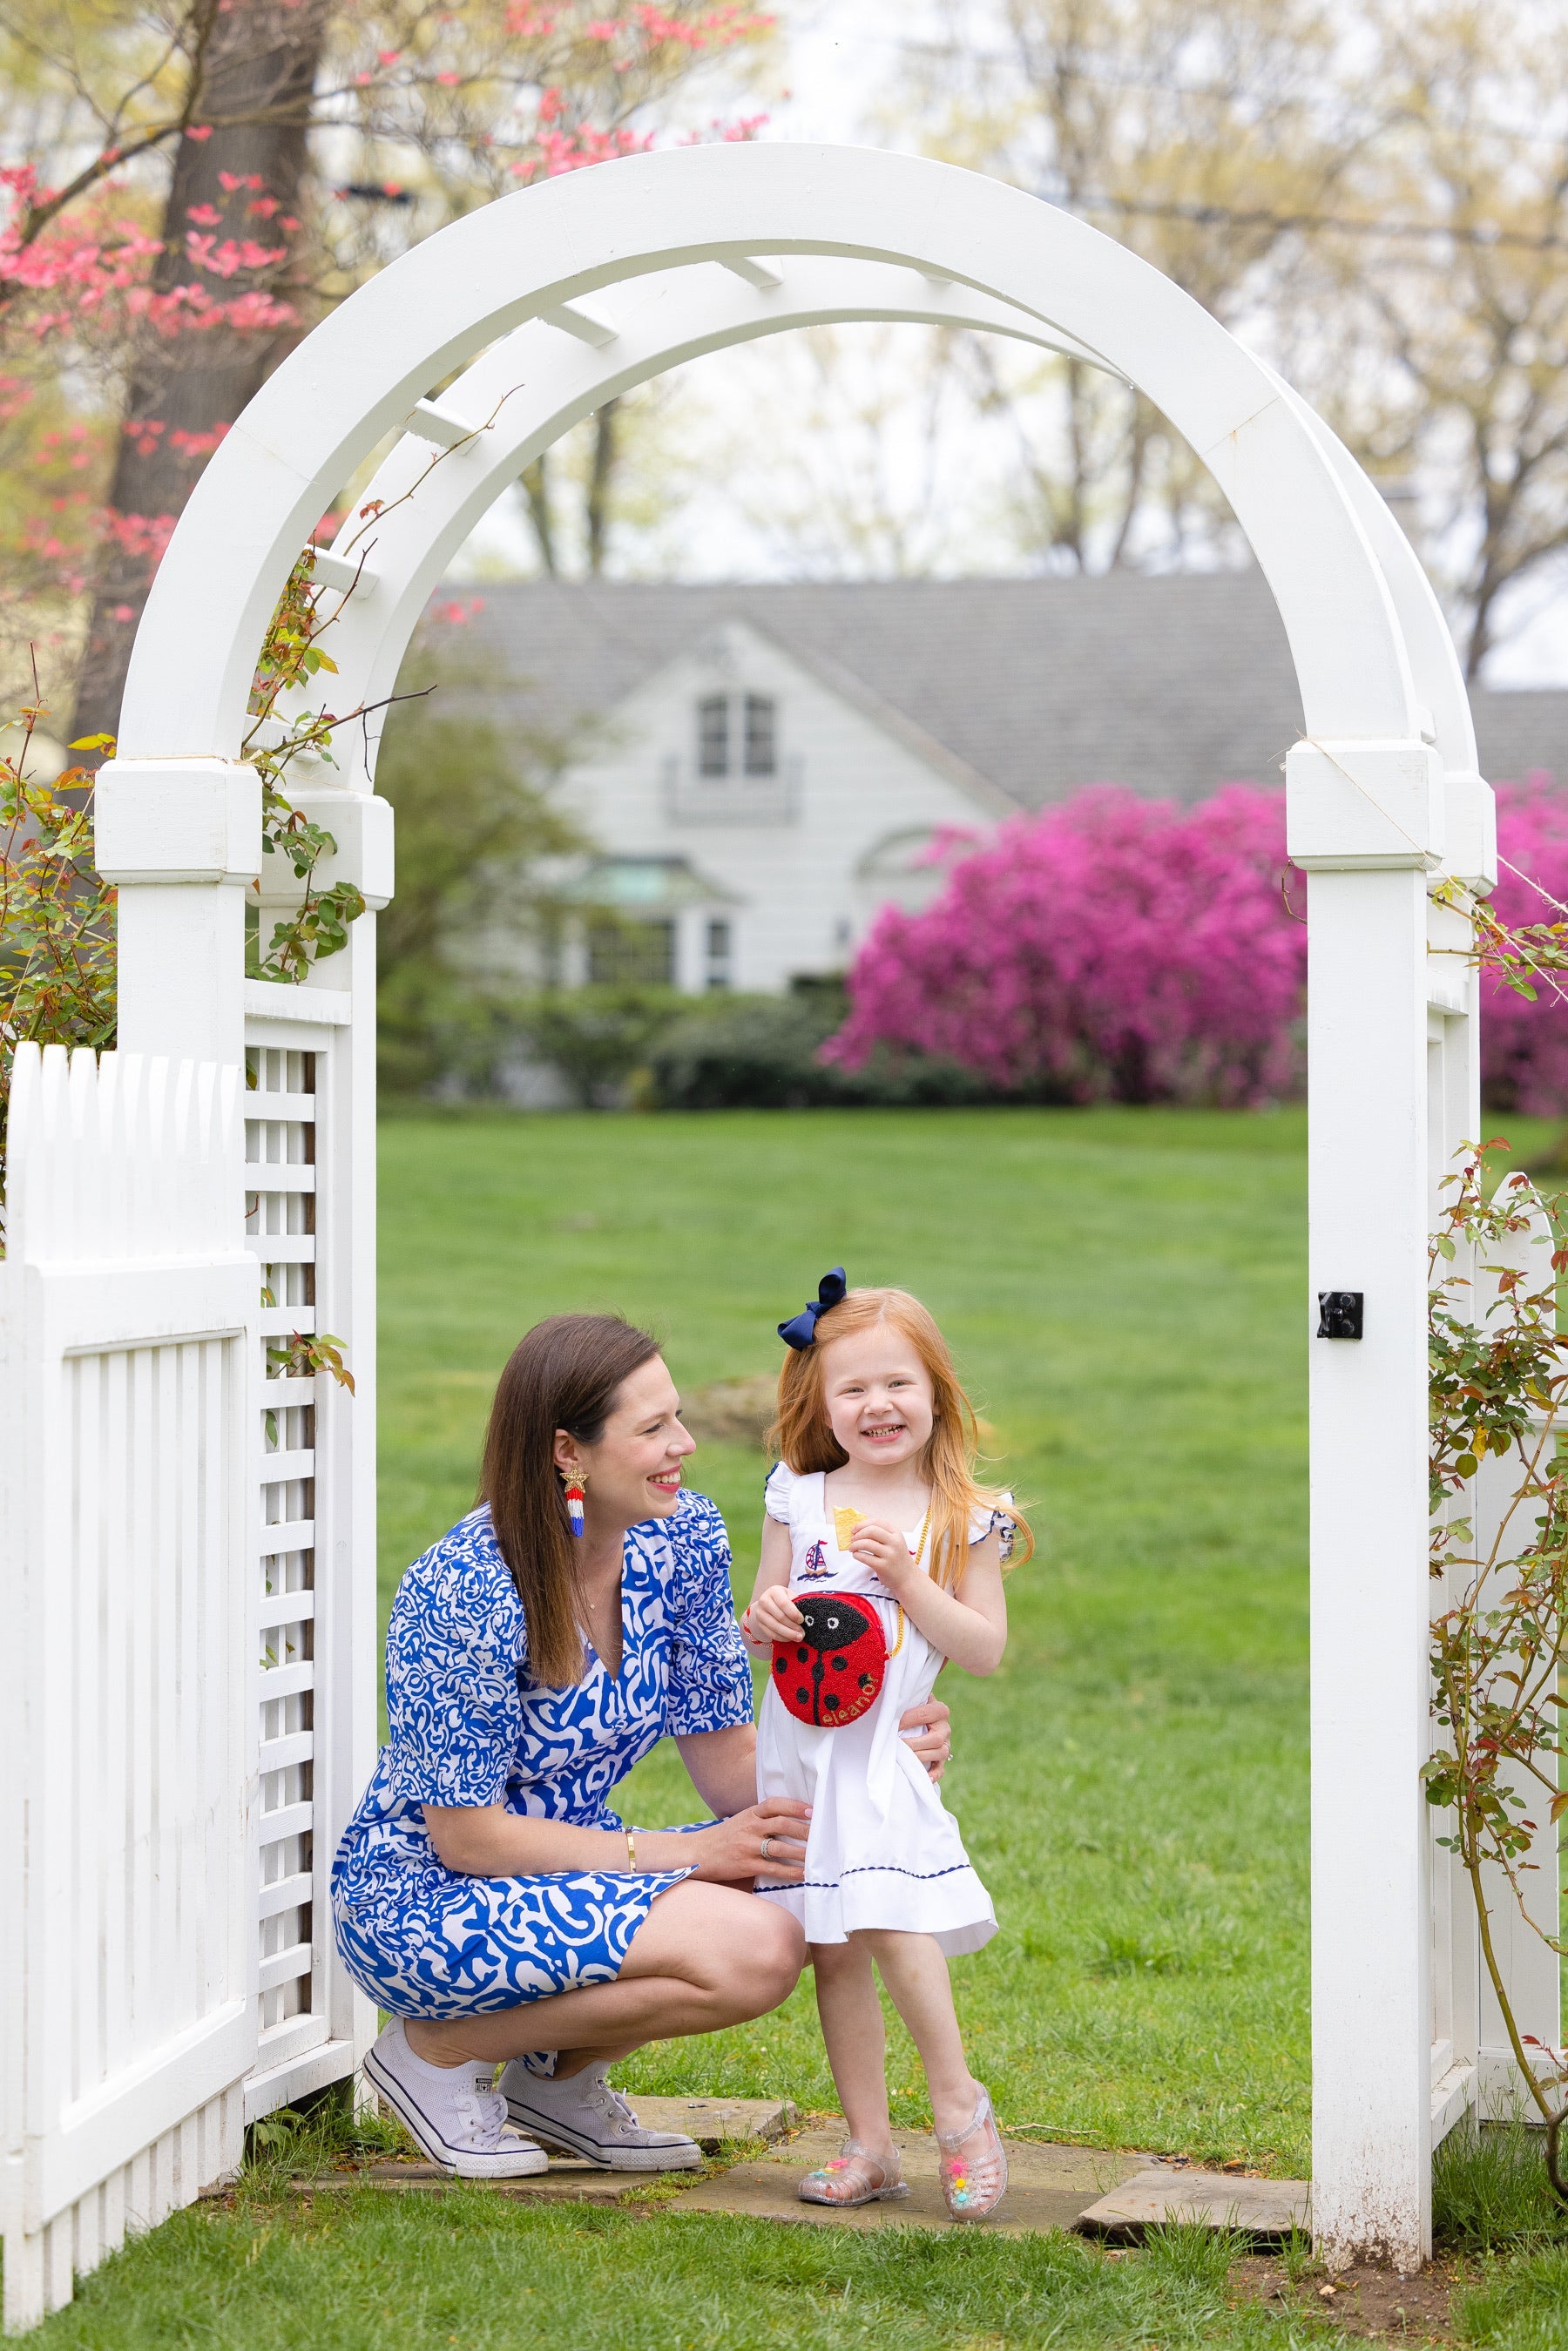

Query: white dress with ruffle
[754,1462,1000,1956]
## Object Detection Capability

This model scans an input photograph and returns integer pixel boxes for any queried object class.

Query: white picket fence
[0,1045,256,2331]
[0,1003,378,2331]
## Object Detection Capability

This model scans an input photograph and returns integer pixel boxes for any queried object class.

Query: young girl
[741,1271,1030,2222]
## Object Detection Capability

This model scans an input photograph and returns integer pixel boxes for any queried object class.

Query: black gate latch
[1316,1291,1364,1340]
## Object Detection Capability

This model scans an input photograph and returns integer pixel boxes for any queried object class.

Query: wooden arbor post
[87,141,1498,2280]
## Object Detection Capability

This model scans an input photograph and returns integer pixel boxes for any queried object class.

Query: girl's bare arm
[849,1523,1007,1675]
[742,1515,802,1651]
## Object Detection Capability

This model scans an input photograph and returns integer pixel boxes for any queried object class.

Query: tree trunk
[520,455,558,575]
[585,399,620,575]
[72,0,332,747]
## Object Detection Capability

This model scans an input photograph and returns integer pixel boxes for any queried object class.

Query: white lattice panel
[246,1044,328,2078]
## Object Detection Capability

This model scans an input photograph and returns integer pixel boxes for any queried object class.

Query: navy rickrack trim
[788,1861,977,1888]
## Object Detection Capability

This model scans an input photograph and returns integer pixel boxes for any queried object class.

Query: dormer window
[697,694,729,776]
[694,692,777,779]
[743,694,775,776]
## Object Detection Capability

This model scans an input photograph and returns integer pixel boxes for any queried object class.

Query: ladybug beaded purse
[772,1591,888,1727]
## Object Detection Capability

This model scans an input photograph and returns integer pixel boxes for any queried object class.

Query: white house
[537,613,1014,992]
[453,576,1568,996]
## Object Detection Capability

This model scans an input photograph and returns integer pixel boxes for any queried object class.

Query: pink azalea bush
[1478,774,1568,1116]
[827,776,1568,1112]
[826,784,1308,1106]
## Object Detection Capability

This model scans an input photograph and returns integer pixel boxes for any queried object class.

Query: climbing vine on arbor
[241,545,369,983]
[1425,1145,1568,2204]
[0,684,117,1197]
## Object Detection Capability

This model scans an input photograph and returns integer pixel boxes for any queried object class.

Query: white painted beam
[721,254,783,288]
[403,400,478,449]
[311,549,375,597]
[537,297,618,347]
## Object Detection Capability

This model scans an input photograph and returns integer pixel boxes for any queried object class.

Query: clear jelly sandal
[797,2139,910,2207]
[938,2084,1008,2221]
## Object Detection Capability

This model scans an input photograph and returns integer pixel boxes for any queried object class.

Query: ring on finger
[760,1836,774,1861]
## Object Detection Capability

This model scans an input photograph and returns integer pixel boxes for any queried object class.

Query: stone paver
[673,2125,1146,2237]
[289,2107,1305,2241]
[630,2095,797,2152]
[1075,2168,1311,2240]
[293,2096,796,2205]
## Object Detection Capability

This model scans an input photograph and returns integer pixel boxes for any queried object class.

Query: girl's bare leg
[859,1929,978,2138]
[809,1936,896,2159]
[404,1881,803,2070]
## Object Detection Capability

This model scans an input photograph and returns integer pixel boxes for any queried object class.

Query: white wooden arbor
[0,138,1542,2324]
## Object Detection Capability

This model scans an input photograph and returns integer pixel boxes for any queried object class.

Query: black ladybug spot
[859,1672,873,1690]
[796,1645,808,1665]
[774,1658,786,1673]
[832,1653,848,1670]
[794,1686,811,1706]
[823,1692,841,1711]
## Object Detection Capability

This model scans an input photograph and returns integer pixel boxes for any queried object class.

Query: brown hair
[771,1286,1032,1590]
[479,1313,660,1687]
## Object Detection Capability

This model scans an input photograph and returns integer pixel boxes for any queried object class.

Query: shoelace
[600,2084,645,2137]
[527,2068,654,2142]
[578,2077,656,2140]
[449,2082,510,2148]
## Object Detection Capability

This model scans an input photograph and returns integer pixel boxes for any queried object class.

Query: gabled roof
[457,576,1568,807]
[699,613,1017,819]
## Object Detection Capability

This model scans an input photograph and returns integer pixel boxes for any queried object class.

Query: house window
[743,695,776,776]
[694,693,777,780]
[697,695,729,777]
[706,918,732,990]
[587,917,676,985]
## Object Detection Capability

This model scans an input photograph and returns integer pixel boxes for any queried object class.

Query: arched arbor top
[118,139,1480,850]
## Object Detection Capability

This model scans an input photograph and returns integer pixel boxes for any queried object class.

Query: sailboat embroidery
[797,1538,831,1583]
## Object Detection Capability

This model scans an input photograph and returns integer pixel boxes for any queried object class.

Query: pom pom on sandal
[938,2084,1008,2221]
[797,2140,909,2207]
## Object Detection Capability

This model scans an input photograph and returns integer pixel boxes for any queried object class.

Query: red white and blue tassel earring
[564,1473,587,1538]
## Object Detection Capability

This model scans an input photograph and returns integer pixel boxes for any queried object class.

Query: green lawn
[30,1103,1568,2348]
[381,1103,1325,2170]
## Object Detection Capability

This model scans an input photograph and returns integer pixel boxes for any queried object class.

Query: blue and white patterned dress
[331,1490,753,2020]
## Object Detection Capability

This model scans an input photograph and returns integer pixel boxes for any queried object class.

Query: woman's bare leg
[405,1881,803,2069]
[809,1936,896,2159]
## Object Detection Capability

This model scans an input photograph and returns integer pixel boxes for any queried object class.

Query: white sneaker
[497,2061,703,2171]
[364,2020,550,2178]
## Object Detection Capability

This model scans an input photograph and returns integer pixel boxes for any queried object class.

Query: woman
[332,1313,951,2177]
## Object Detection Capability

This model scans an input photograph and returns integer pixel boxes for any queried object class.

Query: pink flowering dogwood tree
[0,0,770,730]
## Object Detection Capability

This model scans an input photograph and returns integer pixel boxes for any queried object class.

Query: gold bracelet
[625,1827,637,1870]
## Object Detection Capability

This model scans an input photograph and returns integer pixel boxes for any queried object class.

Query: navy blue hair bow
[779,1267,848,1350]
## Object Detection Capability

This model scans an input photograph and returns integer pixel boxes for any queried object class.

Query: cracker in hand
[833,1504,868,1552]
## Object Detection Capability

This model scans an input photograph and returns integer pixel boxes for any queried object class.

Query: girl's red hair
[771,1286,1031,1588]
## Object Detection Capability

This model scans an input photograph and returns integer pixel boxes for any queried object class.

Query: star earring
[563,1470,587,1538]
